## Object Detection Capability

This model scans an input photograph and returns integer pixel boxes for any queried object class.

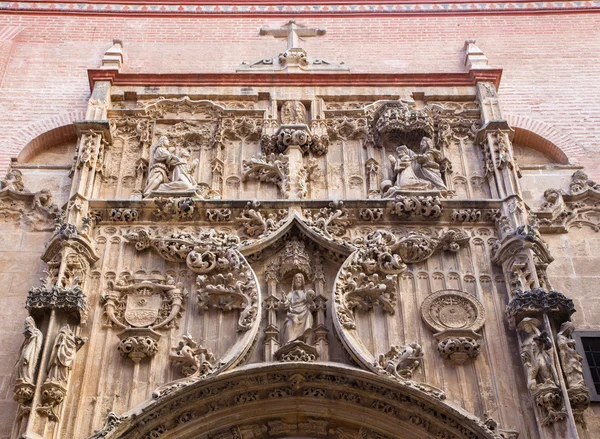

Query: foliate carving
[110,117,152,148]
[421,290,485,364]
[153,197,195,221]
[170,334,217,378]
[217,116,263,141]
[238,201,288,239]
[557,321,590,423]
[505,287,575,328]
[27,283,87,323]
[279,238,312,279]
[109,208,139,222]
[242,153,290,197]
[326,116,370,141]
[359,208,384,221]
[303,201,352,241]
[517,318,566,426]
[451,209,481,223]
[102,274,188,362]
[372,101,434,147]
[335,231,404,329]
[277,342,318,362]
[206,208,232,222]
[196,269,257,331]
[13,317,43,408]
[375,343,424,380]
[390,195,442,219]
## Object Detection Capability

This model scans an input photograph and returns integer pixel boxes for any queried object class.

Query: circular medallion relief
[420,289,485,333]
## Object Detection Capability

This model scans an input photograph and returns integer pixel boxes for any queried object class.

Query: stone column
[475,78,583,438]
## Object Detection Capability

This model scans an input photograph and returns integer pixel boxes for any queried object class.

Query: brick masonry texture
[0,13,599,178]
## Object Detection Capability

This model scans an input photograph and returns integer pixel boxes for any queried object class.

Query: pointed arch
[93,362,501,439]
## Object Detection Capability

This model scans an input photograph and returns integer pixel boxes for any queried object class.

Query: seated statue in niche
[381,136,446,197]
[143,136,199,197]
[282,273,316,346]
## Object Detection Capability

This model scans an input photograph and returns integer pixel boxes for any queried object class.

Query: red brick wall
[0,13,599,177]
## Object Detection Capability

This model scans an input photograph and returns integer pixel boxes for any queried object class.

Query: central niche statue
[282,273,315,346]
[143,136,199,197]
[275,271,319,362]
[381,136,446,197]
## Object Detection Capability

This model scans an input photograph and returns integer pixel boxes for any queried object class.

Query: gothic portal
[4,21,598,439]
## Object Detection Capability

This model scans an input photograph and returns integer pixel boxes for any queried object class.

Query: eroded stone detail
[170,334,217,378]
[242,153,290,198]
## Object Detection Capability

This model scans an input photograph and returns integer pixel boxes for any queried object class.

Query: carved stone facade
[1,22,597,439]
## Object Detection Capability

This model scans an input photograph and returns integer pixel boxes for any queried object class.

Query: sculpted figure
[557,321,586,388]
[46,325,85,383]
[282,273,315,345]
[16,317,43,384]
[143,136,198,196]
[518,318,556,390]
[384,136,446,196]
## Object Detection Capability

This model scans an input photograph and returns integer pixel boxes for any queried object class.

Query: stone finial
[464,39,490,70]
[101,39,124,70]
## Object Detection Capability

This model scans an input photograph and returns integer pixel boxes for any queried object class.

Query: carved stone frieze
[94,363,518,439]
[109,208,139,222]
[421,290,485,364]
[110,117,152,149]
[102,274,187,362]
[206,208,232,222]
[390,195,442,219]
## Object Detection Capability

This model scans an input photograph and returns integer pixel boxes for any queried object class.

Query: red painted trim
[88,69,503,91]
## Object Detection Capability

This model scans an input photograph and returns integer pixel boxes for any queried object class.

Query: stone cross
[259,20,326,50]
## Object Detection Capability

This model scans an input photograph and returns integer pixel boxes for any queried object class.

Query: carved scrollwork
[242,153,290,197]
[390,195,442,219]
[170,334,217,378]
[238,201,288,239]
[303,201,352,241]
[153,197,195,221]
[375,343,423,380]
[109,208,139,222]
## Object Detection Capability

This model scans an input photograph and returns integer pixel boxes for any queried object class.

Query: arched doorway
[93,363,501,439]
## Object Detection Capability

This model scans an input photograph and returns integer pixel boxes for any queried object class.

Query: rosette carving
[420,289,485,364]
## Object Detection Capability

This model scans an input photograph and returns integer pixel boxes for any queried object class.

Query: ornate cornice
[87,70,503,91]
[3,1,600,18]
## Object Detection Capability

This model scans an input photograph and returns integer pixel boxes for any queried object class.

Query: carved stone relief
[102,274,187,362]
[421,289,486,364]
